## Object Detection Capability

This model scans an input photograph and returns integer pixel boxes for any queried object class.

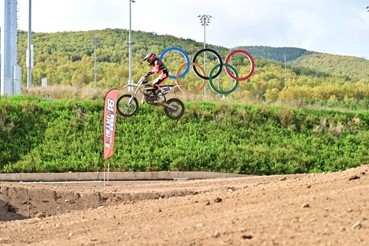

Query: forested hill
[14,28,367,89]
[238,45,365,78]
[291,53,366,78]
[237,46,310,63]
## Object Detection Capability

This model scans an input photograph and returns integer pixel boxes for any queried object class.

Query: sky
[2,0,369,58]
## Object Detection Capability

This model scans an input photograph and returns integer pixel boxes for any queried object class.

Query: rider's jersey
[147,58,167,76]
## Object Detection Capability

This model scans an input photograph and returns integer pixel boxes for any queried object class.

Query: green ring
[208,63,239,95]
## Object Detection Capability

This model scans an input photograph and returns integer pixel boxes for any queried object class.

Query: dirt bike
[117,76,185,120]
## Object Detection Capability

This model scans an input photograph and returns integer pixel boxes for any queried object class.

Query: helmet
[143,53,156,65]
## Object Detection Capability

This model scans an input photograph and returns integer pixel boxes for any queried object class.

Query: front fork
[128,86,140,104]
[128,95,135,105]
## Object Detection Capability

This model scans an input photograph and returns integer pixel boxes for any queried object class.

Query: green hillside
[240,45,368,79]
[15,28,366,86]
[17,29,216,87]
[237,46,310,62]
[1,96,369,174]
[291,52,367,79]
[12,28,369,109]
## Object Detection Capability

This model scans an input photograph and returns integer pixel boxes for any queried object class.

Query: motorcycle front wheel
[163,98,185,120]
[117,94,139,117]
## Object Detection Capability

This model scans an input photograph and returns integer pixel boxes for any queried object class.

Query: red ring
[224,49,255,81]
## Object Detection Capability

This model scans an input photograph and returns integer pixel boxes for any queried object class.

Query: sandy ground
[0,165,368,246]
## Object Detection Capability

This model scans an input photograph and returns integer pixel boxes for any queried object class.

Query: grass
[23,85,366,113]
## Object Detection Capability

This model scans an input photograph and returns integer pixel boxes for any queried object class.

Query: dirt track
[1,165,368,245]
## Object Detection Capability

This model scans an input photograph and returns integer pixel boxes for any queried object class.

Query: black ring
[192,48,223,80]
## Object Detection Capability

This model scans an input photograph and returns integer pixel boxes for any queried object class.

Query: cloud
[3,0,369,57]
[16,0,125,32]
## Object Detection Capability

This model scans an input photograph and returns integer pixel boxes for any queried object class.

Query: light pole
[361,57,366,83]
[27,0,33,89]
[283,53,287,88]
[91,36,100,88]
[128,0,135,91]
[198,14,212,95]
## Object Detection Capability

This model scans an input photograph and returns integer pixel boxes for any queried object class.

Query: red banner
[103,89,118,159]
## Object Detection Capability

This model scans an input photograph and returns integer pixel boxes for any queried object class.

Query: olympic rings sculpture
[159,47,255,95]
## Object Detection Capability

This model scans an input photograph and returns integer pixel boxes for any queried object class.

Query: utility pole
[128,0,135,91]
[360,8,368,84]
[27,0,33,89]
[283,53,287,88]
[198,14,212,95]
[91,36,100,88]
[361,57,366,83]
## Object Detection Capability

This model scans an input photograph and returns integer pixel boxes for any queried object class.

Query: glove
[142,77,149,87]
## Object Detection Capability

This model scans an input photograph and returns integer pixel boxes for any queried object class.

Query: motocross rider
[142,53,168,99]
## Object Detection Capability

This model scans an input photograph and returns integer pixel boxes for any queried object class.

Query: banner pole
[103,163,106,186]
[107,163,110,184]
[103,88,118,186]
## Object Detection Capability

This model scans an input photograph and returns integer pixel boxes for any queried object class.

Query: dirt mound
[0,165,368,245]
[0,182,200,222]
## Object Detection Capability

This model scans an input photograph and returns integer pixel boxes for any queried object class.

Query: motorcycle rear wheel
[163,98,185,120]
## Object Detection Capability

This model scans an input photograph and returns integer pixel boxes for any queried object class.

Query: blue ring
[159,47,190,79]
